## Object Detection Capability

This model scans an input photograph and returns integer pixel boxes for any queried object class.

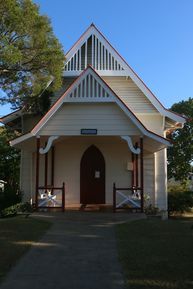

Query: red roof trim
[31,65,171,145]
[31,69,88,133]
[65,23,186,122]
[65,23,94,56]
[88,66,171,144]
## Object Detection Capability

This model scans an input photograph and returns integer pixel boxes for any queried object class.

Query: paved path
[0,212,145,289]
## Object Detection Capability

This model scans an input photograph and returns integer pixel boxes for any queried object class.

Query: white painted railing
[37,183,65,211]
[113,183,143,213]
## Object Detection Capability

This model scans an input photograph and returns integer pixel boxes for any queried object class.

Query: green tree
[0,126,21,211]
[0,126,20,187]
[167,97,193,181]
[0,0,64,111]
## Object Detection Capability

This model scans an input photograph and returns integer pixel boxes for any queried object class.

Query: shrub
[168,180,190,193]
[0,202,33,218]
[144,204,159,215]
[0,205,17,218]
[168,191,193,215]
[0,186,22,211]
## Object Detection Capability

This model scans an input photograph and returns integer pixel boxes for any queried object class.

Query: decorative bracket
[121,136,141,154]
[39,136,59,154]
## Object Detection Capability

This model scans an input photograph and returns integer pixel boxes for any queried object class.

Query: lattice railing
[113,183,143,213]
[37,183,65,211]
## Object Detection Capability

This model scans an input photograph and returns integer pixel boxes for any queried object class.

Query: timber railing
[113,183,143,213]
[37,182,65,212]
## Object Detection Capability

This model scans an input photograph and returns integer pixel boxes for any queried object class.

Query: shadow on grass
[0,216,51,282]
[116,217,193,289]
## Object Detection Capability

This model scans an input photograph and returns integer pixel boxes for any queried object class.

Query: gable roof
[1,24,186,127]
[11,66,171,147]
[0,109,22,124]
[64,23,186,124]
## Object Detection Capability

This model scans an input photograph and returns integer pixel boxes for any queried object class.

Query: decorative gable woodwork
[64,24,127,76]
[64,34,125,73]
[65,68,113,102]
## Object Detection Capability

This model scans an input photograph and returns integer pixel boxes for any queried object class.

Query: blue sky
[1,0,193,116]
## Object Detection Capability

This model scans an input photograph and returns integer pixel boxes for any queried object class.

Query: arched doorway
[80,145,105,204]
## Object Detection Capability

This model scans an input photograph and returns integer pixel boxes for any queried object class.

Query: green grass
[116,217,193,289]
[0,216,51,281]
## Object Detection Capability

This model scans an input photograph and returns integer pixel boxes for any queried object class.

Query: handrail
[114,187,142,191]
[37,182,65,212]
[38,186,64,190]
[113,182,143,213]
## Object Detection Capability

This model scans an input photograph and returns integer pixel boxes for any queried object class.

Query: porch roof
[10,135,169,154]
[10,66,171,150]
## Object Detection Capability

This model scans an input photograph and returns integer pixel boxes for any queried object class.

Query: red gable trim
[31,69,87,134]
[29,65,171,146]
[65,23,186,123]
[89,66,171,144]
[65,24,94,56]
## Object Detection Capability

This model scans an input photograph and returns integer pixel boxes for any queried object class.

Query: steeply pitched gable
[64,24,126,75]
[63,24,185,124]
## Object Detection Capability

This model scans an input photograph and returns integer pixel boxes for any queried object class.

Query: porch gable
[39,103,140,136]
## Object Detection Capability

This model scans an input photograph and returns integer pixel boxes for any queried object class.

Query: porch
[33,135,151,212]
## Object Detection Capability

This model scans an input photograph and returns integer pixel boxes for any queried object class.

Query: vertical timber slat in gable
[79,84,81,97]
[104,47,106,70]
[85,40,87,68]
[84,77,86,97]
[79,49,81,71]
[92,34,94,67]
[88,74,91,97]
[92,74,95,97]
[64,28,125,72]
[101,44,104,70]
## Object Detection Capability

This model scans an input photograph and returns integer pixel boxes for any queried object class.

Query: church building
[0,24,185,213]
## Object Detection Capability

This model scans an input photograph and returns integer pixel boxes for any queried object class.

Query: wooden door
[80,145,105,204]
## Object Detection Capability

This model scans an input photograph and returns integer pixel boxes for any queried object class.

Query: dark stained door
[80,145,105,204]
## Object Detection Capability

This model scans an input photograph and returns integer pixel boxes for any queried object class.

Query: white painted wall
[102,76,158,113]
[137,114,164,135]
[21,137,167,210]
[31,137,132,205]
[155,148,167,210]
[144,152,155,206]
[39,103,140,136]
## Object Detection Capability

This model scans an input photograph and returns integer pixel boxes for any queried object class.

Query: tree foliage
[0,126,20,188]
[0,0,64,111]
[167,97,193,181]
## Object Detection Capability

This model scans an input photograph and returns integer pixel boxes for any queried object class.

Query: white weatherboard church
[1,24,185,213]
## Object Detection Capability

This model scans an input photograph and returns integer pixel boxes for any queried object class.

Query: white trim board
[64,24,186,124]
[10,67,171,148]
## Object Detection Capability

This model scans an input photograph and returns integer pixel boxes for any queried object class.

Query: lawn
[0,216,51,282]
[116,217,193,289]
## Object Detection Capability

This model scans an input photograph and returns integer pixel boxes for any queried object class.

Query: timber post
[113,182,116,213]
[35,136,40,210]
[62,182,65,212]
[140,137,144,212]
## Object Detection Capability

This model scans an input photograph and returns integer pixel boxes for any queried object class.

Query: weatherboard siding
[39,103,140,136]
[144,153,155,206]
[35,137,132,205]
[102,76,158,113]
[155,149,167,210]
[137,114,164,135]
